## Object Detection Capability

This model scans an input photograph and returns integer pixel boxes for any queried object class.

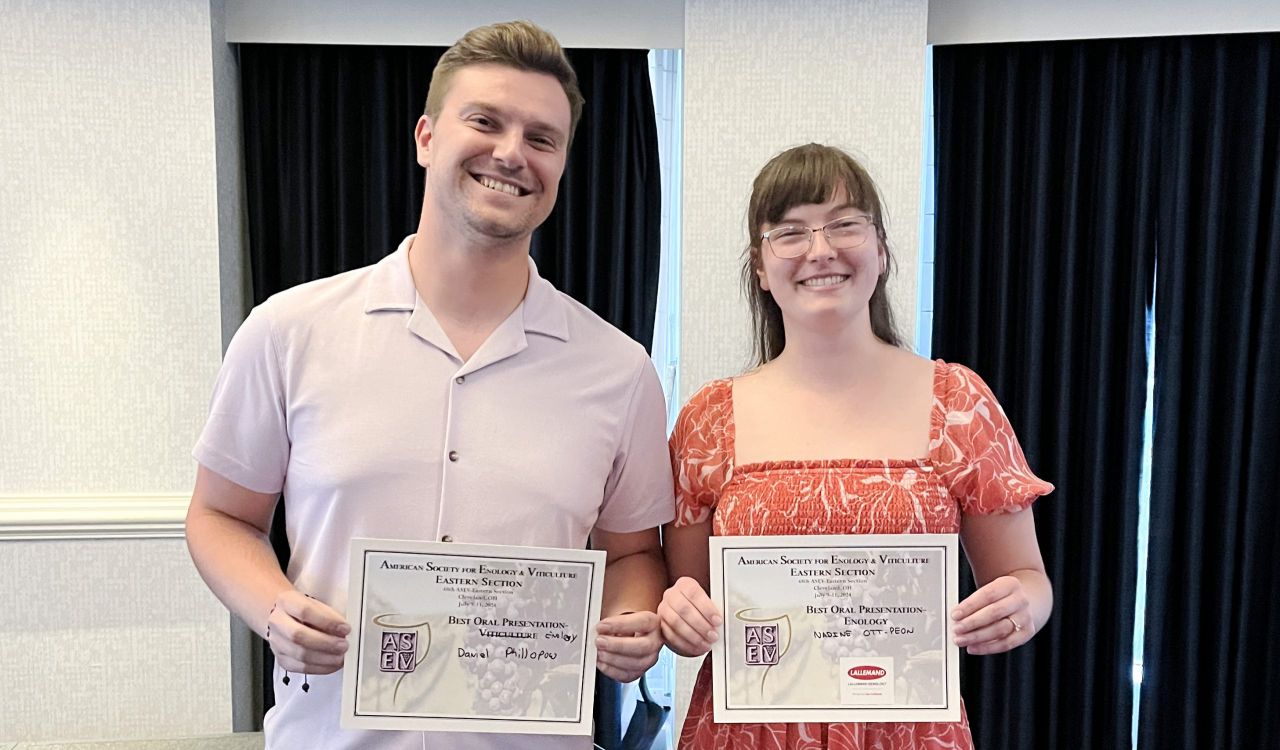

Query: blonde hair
[425,20,584,143]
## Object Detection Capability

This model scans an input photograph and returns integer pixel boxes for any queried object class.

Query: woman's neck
[765,317,892,389]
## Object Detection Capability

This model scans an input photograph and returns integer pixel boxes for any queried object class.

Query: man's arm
[594,526,666,617]
[590,526,667,683]
[186,464,349,674]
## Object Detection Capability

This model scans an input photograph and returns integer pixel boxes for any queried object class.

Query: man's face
[416,64,572,246]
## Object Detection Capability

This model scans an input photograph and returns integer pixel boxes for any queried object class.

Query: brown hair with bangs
[425,20,584,145]
[743,143,904,365]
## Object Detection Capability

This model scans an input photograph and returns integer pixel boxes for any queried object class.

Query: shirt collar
[364,235,570,342]
[363,236,417,313]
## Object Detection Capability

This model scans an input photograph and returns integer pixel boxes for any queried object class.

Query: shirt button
[448,450,459,462]
[455,375,465,384]
[441,534,454,543]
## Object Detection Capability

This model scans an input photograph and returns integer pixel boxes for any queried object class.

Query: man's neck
[407,219,532,361]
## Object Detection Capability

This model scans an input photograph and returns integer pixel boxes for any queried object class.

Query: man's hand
[595,610,662,683]
[657,576,722,658]
[266,590,351,675]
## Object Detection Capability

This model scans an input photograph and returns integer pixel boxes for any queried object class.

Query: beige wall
[0,540,230,740]
[0,0,223,496]
[679,0,928,402]
[0,0,230,741]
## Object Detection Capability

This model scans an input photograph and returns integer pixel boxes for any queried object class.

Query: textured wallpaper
[0,0,223,495]
[0,0,230,741]
[0,539,231,740]
[680,0,928,402]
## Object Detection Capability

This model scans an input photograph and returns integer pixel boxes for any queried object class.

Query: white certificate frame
[340,538,606,735]
[709,533,961,724]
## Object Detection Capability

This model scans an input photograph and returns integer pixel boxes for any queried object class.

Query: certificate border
[709,533,961,724]
[340,538,605,735]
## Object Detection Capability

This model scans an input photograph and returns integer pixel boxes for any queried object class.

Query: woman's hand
[658,576,723,657]
[951,574,1035,655]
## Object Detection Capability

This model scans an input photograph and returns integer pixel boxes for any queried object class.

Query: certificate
[340,538,606,735]
[709,533,960,723]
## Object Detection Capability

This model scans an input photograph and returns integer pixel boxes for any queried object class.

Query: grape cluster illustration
[457,563,584,718]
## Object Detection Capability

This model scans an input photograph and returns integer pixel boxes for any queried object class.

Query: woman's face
[755,190,884,333]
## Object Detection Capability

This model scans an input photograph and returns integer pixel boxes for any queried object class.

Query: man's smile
[471,172,529,197]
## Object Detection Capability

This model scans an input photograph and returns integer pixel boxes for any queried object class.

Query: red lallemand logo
[847,665,888,680]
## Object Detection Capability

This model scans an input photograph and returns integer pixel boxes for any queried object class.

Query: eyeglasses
[760,215,875,259]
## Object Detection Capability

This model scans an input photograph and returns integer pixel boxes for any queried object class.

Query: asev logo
[847,665,887,680]
[379,631,417,673]
[744,624,780,665]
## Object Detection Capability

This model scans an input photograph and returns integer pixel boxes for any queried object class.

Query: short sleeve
[669,380,734,527]
[595,357,677,533]
[932,362,1054,515]
[192,304,291,494]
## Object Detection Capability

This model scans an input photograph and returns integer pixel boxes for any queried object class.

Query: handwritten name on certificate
[709,533,961,724]
[340,538,605,735]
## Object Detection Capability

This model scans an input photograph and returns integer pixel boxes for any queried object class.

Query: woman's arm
[953,507,1052,655]
[663,520,712,590]
[658,520,722,657]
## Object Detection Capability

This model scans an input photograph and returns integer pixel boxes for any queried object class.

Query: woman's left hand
[951,574,1034,655]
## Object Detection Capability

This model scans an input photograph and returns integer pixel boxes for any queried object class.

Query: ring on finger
[1004,615,1023,633]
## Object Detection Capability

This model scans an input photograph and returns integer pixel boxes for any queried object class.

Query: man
[186,21,674,749]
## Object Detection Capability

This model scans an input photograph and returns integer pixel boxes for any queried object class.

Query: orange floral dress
[671,360,1053,750]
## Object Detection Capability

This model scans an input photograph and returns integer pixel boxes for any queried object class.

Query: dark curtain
[933,39,1157,749]
[238,43,662,741]
[1138,33,1280,750]
[240,44,661,344]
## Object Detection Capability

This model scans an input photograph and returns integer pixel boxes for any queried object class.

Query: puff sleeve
[669,380,735,527]
[932,362,1054,514]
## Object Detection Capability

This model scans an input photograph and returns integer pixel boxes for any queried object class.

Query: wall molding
[928,0,1280,44]
[224,0,685,49]
[0,494,189,541]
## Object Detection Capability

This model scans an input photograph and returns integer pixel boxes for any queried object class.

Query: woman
[659,143,1053,748]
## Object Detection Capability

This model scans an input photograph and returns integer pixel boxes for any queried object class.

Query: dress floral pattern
[671,360,1053,750]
